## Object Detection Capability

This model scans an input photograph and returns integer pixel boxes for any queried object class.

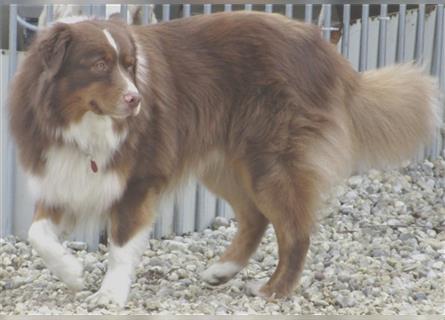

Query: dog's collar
[90,159,98,173]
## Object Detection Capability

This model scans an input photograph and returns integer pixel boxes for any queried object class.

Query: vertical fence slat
[183,4,191,17]
[46,5,54,24]
[342,4,351,59]
[81,5,92,16]
[265,4,272,13]
[224,4,232,12]
[415,4,426,62]
[414,5,426,161]
[174,180,197,235]
[305,4,313,24]
[431,5,444,77]
[142,5,149,25]
[377,4,388,67]
[120,4,128,22]
[430,4,444,158]
[217,200,234,220]
[154,194,175,239]
[204,4,211,15]
[322,4,332,41]
[92,5,106,18]
[9,5,17,80]
[162,4,170,22]
[396,4,406,63]
[2,4,18,237]
[285,4,293,19]
[195,185,217,231]
[0,44,6,237]
[359,4,369,71]
[439,6,445,91]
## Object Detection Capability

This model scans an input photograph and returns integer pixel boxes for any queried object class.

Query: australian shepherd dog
[9,12,440,306]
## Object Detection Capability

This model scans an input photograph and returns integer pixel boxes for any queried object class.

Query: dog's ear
[109,12,125,23]
[38,23,72,77]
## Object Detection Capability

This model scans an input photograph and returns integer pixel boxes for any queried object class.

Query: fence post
[46,4,53,23]
[285,4,293,18]
[162,4,170,22]
[120,4,128,22]
[414,4,426,63]
[431,4,444,158]
[396,4,406,63]
[377,4,388,67]
[1,4,18,237]
[322,4,332,41]
[183,4,191,17]
[342,4,351,59]
[204,4,212,15]
[305,4,313,24]
[359,4,369,71]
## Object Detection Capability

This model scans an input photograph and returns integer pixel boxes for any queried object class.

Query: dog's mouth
[89,100,141,119]
[89,100,104,115]
[112,104,141,119]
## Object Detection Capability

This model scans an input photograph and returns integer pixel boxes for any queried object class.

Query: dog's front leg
[28,202,84,291]
[87,183,159,307]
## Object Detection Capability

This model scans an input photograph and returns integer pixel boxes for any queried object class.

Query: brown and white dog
[9,12,440,306]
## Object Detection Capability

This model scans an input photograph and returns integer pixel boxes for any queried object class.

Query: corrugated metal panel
[1,5,18,238]
[341,4,351,59]
[304,4,312,23]
[0,50,13,238]
[195,184,217,231]
[377,4,388,67]
[430,4,444,159]
[174,179,198,234]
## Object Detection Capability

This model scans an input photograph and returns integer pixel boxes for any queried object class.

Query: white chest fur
[28,112,127,217]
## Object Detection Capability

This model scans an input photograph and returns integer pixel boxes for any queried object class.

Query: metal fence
[0,4,444,246]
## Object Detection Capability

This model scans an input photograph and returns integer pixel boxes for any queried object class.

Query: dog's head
[35,19,141,123]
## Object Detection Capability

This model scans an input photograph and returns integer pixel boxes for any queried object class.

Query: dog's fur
[9,12,440,306]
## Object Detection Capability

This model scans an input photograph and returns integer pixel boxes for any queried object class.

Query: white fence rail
[1,4,444,247]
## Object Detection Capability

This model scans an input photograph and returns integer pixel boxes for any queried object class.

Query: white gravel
[1,158,444,315]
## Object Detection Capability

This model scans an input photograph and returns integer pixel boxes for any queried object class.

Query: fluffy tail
[349,64,442,172]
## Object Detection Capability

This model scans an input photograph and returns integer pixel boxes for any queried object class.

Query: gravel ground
[1,158,444,315]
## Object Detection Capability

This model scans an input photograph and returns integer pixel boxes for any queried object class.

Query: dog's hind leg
[200,165,269,286]
[245,162,318,299]
[28,203,84,291]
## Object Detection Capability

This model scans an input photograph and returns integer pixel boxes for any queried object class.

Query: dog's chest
[28,112,127,215]
[29,147,124,215]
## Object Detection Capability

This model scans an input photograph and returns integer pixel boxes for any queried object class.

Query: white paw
[52,254,84,291]
[245,279,268,297]
[201,261,242,285]
[86,289,126,308]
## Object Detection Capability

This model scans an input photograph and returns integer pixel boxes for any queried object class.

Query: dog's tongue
[90,160,98,173]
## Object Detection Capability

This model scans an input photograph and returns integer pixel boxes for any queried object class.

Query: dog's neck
[59,111,128,170]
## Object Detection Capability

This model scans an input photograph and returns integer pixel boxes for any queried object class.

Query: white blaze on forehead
[102,28,141,115]
[103,29,118,53]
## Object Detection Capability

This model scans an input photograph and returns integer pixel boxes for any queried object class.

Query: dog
[9,11,440,306]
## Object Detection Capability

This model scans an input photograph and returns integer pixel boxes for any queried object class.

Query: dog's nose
[123,92,141,109]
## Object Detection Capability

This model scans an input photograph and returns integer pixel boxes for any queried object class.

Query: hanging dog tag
[90,160,98,173]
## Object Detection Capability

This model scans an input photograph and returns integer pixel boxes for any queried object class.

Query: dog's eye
[93,60,108,72]
[126,64,134,73]
[124,57,135,73]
